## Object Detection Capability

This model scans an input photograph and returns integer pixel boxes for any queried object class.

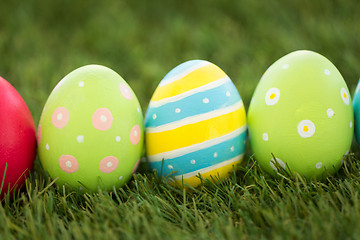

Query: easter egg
[353,80,360,143]
[0,77,36,198]
[38,65,143,192]
[145,60,247,187]
[248,50,353,178]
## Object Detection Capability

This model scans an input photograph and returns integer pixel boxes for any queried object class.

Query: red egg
[0,76,36,198]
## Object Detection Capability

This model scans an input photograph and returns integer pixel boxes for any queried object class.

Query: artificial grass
[1,0,360,239]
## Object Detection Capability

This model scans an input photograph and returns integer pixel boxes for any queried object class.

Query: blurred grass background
[1,0,360,121]
[1,0,360,239]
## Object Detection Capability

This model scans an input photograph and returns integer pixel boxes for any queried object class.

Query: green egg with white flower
[248,50,353,178]
[38,65,143,192]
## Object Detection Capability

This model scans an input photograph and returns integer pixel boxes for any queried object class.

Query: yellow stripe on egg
[151,64,227,101]
[146,106,246,156]
[147,125,246,162]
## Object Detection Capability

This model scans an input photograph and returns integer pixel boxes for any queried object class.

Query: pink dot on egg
[37,124,42,144]
[130,125,141,145]
[99,156,119,173]
[131,159,141,174]
[92,108,113,131]
[52,107,69,129]
[59,155,79,173]
[120,83,133,100]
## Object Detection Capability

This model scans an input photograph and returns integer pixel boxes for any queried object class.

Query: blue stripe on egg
[149,129,247,177]
[145,80,241,128]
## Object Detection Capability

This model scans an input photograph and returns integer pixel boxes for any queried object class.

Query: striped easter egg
[145,60,247,187]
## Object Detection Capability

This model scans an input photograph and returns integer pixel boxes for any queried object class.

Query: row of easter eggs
[0,50,359,196]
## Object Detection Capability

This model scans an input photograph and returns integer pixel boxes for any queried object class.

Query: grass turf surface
[1,0,360,239]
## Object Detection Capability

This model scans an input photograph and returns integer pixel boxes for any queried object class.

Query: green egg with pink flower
[38,65,143,192]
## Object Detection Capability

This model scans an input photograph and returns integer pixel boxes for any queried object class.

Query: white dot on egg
[214,152,218,158]
[153,114,157,120]
[137,107,140,113]
[76,135,84,143]
[203,98,210,104]
[168,165,173,170]
[116,136,121,142]
[262,133,269,141]
[282,64,289,69]
[106,162,113,168]
[226,91,231,97]
[230,146,234,152]
[78,81,85,87]
[100,115,107,122]
[175,108,181,113]
[119,176,123,180]
[65,161,72,168]
[316,162,323,169]
[350,121,353,128]
[57,113,63,120]
[46,143,50,150]
[327,108,335,118]
[324,69,330,76]
[190,159,196,164]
